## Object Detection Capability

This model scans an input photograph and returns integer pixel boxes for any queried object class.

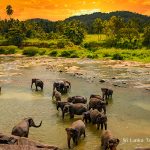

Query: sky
[0,0,150,21]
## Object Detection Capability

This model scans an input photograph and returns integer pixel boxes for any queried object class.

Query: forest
[0,5,150,62]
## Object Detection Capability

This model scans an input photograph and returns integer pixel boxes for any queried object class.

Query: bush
[38,48,46,55]
[0,46,17,54]
[84,41,101,51]
[23,47,38,56]
[57,40,66,48]
[59,50,79,58]
[112,53,124,60]
[49,50,58,57]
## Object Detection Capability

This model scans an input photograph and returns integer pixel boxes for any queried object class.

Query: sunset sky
[0,0,150,21]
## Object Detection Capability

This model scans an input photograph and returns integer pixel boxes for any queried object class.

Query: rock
[0,133,61,150]
[112,77,116,79]
[99,79,105,83]
[146,88,150,91]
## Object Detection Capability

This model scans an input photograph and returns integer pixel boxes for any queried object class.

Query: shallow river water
[0,56,150,150]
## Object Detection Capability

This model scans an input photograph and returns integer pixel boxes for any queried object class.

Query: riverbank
[0,45,150,63]
[0,56,150,90]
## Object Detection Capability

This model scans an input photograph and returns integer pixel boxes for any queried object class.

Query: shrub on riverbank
[0,46,18,54]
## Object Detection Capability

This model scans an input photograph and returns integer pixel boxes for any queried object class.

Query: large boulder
[0,133,60,150]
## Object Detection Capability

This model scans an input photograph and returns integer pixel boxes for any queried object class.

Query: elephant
[53,80,71,94]
[101,130,120,150]
[101,88,113,99]
[67,96,87,104]
[56,101,70,111]
[31,78,44,91]
[65,120,85,149]
[0,133,18,144]
[62,103,88,119]
[12,117,42,138]
[89,109,107,130]
[52,89,61,102]
[89,98,107,114]
[82,111,91,123]
[90,94,103,100]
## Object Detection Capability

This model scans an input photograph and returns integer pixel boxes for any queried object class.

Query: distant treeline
[0,9,150,49]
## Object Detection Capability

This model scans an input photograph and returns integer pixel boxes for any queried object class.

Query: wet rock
[0,133,61,150]
[146,88,150,91]
[99,79,105,83]
[112,77,116,79]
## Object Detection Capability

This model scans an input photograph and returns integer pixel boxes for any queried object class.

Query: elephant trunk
[32,121,42,128]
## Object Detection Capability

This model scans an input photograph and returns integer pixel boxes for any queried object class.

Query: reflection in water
[0,57,150,150]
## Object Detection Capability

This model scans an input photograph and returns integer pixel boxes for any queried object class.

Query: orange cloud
[0,0,149,20]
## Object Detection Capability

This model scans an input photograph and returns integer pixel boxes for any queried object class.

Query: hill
[65,11,150,24]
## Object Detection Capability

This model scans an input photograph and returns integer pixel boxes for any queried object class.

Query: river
[0,56,150,150]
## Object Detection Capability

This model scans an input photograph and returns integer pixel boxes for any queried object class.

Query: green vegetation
[0,5,150,62]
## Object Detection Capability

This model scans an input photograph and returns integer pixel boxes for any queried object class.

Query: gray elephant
[67,96,87,104]
[12,117,42,138]
[52,89,61,102]
[101,88,113,99]
[0,133,18,144]
[62,103,87,119]
[56,101,70,111]
[53,80,71,94]
[89,98,107,114]
[101,130,120,150]
[31,78,44,91]
[65,120,85,149]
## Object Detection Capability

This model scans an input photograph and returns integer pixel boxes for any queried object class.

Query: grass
[0,35,150,63]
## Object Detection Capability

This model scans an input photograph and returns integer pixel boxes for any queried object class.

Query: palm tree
[6,5,13,19]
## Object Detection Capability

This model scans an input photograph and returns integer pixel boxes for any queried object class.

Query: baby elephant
[52,89,61,102]
[101,88,113,100]
[31,78,44,91]
[65,120,86,149]
[101,130,120,150]
[67,96,87,104]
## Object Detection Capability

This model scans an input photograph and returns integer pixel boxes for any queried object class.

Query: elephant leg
[97,123,100,130]
[104,123,107,130]
[103,106,106,114]
[36,86,38,91]
[83,130,86,137]
[101,123,103,130]
[70,113,74,119]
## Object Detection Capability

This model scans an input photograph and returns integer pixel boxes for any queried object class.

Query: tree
[6,5,13,19]
[64,20,86,45]
[143,26,150,47]
[92,18,103,41]
[6,28,25,46]
[117,28,140,43]
[103,16,125,39]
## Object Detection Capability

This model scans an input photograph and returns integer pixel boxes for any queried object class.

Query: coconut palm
[6,5,13,19]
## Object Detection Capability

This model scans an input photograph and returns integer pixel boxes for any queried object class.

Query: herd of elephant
[0,78,147,150]
[50,79,119,150]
